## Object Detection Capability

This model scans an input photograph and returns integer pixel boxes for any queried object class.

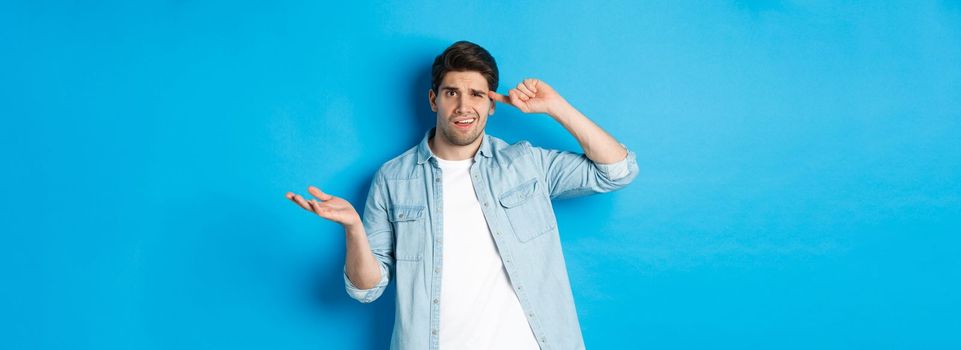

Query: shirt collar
[416,128,493,165]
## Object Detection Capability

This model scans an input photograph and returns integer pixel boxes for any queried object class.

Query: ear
[428,89,437,112]
[488,100,495,115]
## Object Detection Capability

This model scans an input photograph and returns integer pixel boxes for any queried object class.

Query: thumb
[308,186,333,201]
[488,90,510,104]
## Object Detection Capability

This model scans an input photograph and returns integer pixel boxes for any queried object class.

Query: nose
[455,94,470,114]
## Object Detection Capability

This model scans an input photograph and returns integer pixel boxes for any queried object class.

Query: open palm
[286,186,361,229]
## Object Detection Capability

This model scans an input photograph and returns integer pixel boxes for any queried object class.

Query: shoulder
[374,144,421,180]
[487,134,539,167]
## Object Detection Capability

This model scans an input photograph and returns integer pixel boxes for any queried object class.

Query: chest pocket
[498,178,557,243]
[389,205,426,261]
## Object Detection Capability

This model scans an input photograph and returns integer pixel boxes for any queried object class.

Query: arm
[489,78,627,164]
[547,101,627,164]
[343,223,382,290]
[347,170,395,301]
[490,79,638,198]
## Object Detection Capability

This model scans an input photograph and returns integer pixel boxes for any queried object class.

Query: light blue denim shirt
[344,128,639,349]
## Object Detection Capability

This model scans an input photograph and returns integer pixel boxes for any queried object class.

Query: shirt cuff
[594,144,636,181]
[344,263,389,303]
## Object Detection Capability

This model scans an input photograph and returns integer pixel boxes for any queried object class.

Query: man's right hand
[286,186,362,229]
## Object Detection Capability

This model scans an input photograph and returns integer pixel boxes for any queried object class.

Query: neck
[428,130,483,161]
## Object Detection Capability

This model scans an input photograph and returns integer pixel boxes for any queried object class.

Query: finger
[307,199,324,215]
[488,91,510,104]
[516,82,535,98]
[523,78,539,93]
[507,90,529,112]
[290,193,311,210]
[514,88,528,100]
[308,186,333,201]
[509,89,527,104]
[285,192,304,209]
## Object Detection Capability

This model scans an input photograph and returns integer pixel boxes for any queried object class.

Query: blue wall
[2,1,959,349]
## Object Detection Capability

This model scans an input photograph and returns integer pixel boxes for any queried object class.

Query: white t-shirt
[435,157,539,350]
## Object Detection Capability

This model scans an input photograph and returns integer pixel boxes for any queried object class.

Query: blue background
[2,1,960,349]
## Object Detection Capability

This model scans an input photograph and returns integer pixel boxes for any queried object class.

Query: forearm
[550,102,628,164]
[343,224,382,290]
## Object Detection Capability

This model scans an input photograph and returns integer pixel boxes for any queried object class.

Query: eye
[445,90,456,97]
[473,92,484,98]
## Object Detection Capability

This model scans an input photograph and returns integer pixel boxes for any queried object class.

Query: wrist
[343,221,363,234]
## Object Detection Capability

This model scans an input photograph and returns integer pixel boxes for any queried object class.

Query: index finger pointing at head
[488,91,509,104]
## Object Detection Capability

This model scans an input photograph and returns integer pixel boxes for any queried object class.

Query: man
[286,41,638,349]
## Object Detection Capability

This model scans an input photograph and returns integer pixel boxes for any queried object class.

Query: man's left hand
[489,78,570,117]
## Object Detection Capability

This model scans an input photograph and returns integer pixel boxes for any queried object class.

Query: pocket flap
[498,179,538,208]
[389,205,425,222]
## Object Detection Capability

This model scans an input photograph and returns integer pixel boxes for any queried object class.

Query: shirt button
[435,178,440,182]
[529,313,534,318]
[483,202,488,207]
[433,299,438,304]
[432,329,438,335]
[435,268,440,273]
[398,213,405,218]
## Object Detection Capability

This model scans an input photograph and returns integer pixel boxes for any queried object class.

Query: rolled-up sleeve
[531,142,639,200]
[593,145,637,182]
[344,263,390,303]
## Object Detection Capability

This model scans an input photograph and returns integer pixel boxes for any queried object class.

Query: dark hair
[431,41,498,93]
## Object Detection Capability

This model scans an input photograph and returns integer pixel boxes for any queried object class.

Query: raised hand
[286,186,362,229]
[488,78,570,116]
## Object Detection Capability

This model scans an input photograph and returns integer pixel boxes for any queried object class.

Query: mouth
[451,117,477,130]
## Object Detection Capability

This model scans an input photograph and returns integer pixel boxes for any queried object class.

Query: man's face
[429,70,495,146]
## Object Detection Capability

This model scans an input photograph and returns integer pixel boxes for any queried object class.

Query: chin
[441,126,483,146]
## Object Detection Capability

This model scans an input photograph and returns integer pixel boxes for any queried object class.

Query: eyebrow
[440,86,488,94]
